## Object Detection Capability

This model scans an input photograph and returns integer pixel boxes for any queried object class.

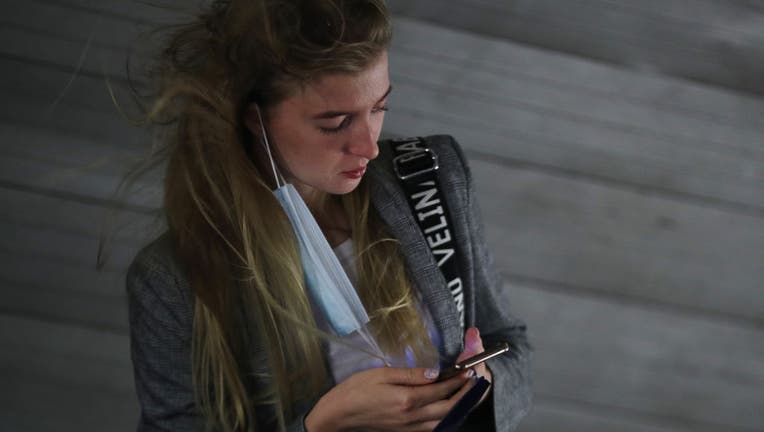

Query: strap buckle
[392,148,439,181]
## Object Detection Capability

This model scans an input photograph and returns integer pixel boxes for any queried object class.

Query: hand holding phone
[436,341,510,382]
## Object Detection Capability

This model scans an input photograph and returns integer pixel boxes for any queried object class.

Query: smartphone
[436,341,510,382]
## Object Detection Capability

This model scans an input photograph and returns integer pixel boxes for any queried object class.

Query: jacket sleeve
[127,242,200,431]
[448,137,534,431]
[127,238,317,432]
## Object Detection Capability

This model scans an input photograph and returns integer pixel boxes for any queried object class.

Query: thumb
[380,367,440,385]
[457,327,484,362]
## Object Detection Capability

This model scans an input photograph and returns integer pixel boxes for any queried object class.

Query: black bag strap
[389,136,466,330]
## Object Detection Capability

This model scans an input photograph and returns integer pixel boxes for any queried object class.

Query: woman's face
[246,52,390,201]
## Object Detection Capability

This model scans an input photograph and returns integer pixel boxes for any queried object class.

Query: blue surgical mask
[273,183,368,336]
[254,106,383,356]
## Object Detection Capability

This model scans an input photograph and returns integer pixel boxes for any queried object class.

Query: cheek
[372,113,386,137]
[374,112,385,128]
[283,134,339,175]
[274,126,314,160]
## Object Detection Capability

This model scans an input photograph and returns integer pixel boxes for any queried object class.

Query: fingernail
[466,369,476,378]
[424,368,439,379]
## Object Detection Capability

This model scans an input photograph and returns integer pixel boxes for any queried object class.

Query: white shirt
[313,239,442,384]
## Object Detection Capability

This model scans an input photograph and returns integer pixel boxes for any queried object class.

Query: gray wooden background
[1,1,762,431]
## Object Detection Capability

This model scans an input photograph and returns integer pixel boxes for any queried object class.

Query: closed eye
[318,103,388,135]
[319,116,352,134]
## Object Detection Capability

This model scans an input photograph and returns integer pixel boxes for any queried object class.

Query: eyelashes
[319,105,389,135]
[319,117,351,135]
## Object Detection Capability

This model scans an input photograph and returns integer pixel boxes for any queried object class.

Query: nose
[347,119,380,160]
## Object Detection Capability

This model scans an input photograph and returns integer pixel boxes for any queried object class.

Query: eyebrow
[312,85,393,120]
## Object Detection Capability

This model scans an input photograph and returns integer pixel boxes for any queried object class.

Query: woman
[126,0,532,430]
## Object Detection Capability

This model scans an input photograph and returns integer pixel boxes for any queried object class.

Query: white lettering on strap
[433,248,455,267]
[448,277,465,328]
[394,137,465,330]
[412,187,440,211]
[394,140,424,153]
[418,206,444,222]
[427,226,451,248]
[424,215,448,234]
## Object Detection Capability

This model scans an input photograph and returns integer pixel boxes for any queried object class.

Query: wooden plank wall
[388,0,764,97]
[1,1,762,431]
[385,21,764,432]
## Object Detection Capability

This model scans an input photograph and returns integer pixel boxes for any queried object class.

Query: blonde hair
[135,0,437,430]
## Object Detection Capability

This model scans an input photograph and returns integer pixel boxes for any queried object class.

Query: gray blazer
[127,135,533,431]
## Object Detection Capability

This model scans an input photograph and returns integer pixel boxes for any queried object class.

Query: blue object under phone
[433,376,491,432]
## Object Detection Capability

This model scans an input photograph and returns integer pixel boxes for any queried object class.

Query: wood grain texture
[388,0,764,97]
[14,0,200,25]
[2,277,761,431]
[385,20,764,214]
[0,314,137,431]
[1,1,763,431]
[521,398,716,432]
[470,157,764,323]
[4,20,763,214]
[0,121,161,209]
[505,280,764,431]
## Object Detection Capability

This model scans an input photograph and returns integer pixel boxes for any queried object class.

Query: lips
[341,166,367,179]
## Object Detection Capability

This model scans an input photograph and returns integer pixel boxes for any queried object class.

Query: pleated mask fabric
[253,106,385,360]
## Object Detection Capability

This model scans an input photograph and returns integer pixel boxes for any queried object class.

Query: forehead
[282,52,390,114]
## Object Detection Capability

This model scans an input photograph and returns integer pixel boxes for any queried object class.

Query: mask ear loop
[254,104,283,189]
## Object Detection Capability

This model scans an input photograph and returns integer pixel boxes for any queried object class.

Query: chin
[330,179,362,195]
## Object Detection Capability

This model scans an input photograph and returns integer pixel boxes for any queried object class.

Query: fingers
[456,327,484,362]
[449,376,477,402]
[377,372,473,427]
[405,376,477,424]
[373,367,472,410]
[377,366,440,386]
[400,420,441,432]
[330,366,482,431]
[406,371,474,407]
